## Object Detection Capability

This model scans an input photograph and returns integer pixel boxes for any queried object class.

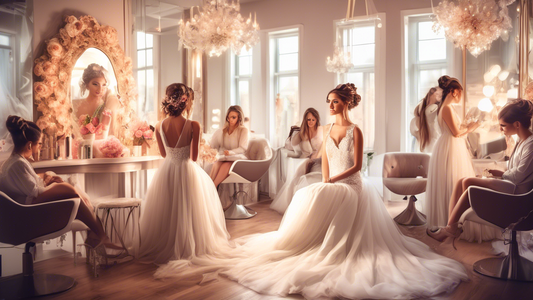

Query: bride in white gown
[137,83,231,264]
[155,84,468,299]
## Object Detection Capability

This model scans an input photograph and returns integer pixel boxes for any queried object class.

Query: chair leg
[72,230,77,265]
[224,183,257,220]
[474,231,533,281]
[393,195,427,226]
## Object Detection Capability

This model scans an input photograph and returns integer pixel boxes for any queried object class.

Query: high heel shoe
[427,223,463,250]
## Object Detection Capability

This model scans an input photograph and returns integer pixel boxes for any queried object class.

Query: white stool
[93,198,142,255]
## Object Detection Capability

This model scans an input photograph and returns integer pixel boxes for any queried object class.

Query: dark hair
[161,83,189,117]
[437,75,463,114]
[327,83,361,110]
[223,105,245,133]
[300,107,321,140]
[415,87,438,152]
[498,98,533,129]
[6,115,42,151]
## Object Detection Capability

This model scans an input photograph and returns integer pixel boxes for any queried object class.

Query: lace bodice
[160,119,191,162]
[325,123,362,193]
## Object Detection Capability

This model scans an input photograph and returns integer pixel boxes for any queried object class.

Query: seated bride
[72,63,125,158]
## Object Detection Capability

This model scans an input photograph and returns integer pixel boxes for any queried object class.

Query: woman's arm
[322,124,332,182]
[329,126,364,183]
[441,105,479,137]
[9,160,46,204]
[155,121,166,158]
[227,127,249,155]
[190,121,201,161]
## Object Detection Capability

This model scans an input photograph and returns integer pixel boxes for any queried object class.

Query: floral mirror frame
[33,15,136,140]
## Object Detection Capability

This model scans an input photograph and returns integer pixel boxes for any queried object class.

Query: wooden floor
[24,198,533,300]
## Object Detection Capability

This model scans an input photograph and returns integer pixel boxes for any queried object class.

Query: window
[269,30,299,148]
[0,32,14,96]
[135,31,156,124]
[336,19,381,150]
[404,14,449,152]
[233,47,252,122]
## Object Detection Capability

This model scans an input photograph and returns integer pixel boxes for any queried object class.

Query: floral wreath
[33,15,137,140]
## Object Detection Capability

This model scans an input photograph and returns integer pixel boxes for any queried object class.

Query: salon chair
[465,186,533,281]
[0,191,83,298]
[222,138,273,219]
[382,152,430,226]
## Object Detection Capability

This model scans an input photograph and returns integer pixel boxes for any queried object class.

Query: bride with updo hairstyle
[154,83,468,300]
[0,115,122,251]
[137,83,232,264]
[424,75,480,229]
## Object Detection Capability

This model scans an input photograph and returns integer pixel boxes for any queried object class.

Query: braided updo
[498,98,533,128]
[327,83,361,110]
[161,83,190,117]
[6,115,42,151]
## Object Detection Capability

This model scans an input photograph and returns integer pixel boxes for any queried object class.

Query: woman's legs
[448,178,468,218]
[209,161,223,181]
[213,162,233,187]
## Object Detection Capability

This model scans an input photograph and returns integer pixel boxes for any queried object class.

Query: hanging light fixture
[178,0,260,57]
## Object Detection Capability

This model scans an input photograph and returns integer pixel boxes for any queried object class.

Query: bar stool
[93,197,142,256]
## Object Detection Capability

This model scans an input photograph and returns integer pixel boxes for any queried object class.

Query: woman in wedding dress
[271,107,323,214]
[136,83,231,264]
[424,76,480,228]
[156,83,468,299]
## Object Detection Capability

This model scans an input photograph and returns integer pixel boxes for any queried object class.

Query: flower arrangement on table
[98,136,127,158]
[199,138,217,163]
[78,107,111,138]
[129,120,154,146]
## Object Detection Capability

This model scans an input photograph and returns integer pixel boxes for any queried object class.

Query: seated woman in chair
[428,99,533,242]
[0,116,121,251]
[209,105,249,188]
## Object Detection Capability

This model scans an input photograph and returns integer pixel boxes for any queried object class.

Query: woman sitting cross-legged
[428,99,533,242]
[0,115,122,252]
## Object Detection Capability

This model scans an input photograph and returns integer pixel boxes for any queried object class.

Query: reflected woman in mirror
[74,63,120,140]
[137,83,231,264]
[209,105,249,188]
[0,116,122,252]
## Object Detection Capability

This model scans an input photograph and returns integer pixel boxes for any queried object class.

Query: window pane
[0,34,9,46]
[137,50,146,68]
[418,68,446,103]
[418,21,443,40]
[274,76,299,147]
[346,72,375,149]
[136,31,145,49]
[146,49,153,67]
[137,70,146,113]
[351,26,374,45]
[240,47,252,56]
[351,44,375,66]
[146,33,153,48]
[278,53,298,71]
[238,80,250,118]
[418,39,446,61]
[239,56,251,75]
[278,36,298,54]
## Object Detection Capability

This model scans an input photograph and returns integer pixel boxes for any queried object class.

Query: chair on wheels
[382,152,430,226]
[466,186,533,281]
[222,138,273,219]
[0,191,84,299]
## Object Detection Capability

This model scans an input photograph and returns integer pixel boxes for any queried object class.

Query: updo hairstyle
[80,63,110,95]
[498,98,533,129]
[437,75,462,113]
[161,83,189,117]
[327,83,361,110]
[6,115,42,151]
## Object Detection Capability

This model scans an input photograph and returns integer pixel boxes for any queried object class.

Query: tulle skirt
[136,157,231,264]
[155,178,468,299]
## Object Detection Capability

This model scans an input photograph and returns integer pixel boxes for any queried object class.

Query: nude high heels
[427,223,463,250]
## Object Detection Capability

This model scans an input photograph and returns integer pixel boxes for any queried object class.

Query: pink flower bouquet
[129,120,154,146]
[98,136,126,158]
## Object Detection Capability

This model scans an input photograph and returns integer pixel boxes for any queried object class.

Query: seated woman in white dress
[0,116,121,251]
[155,84,468,299]
[209,105,249,188]
[412,86,442,153]
[428,99,533,242]
[137,84,231,264]
[270,107,323,214]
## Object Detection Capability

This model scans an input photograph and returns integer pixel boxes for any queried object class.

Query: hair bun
[345,83,361,109]
[438,75,451,89]
[6,115,27,134]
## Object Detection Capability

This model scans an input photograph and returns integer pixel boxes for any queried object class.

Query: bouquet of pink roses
[98,136,126,158]
[79,107,111,137]
[129,120,154,146]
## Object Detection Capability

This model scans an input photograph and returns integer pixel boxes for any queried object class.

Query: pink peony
[80,126,89,135]
[143,130,153,139]
[134,130,143,138]
[85,123,96,133]
[91,117,99,126]
[98,136,125,158]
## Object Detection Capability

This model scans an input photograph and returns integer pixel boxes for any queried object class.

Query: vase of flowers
[129,120,154,156]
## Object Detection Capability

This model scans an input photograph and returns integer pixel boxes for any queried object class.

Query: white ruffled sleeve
[502,139,533,185]
[9,160,45,204]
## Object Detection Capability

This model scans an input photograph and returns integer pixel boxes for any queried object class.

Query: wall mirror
[34,15,136,141]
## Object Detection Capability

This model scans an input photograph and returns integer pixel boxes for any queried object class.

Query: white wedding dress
[155,123,468,299]
[136,119,231,264]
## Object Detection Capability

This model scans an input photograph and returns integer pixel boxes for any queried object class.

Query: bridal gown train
[156,124,468,299]
[136,119,231,264]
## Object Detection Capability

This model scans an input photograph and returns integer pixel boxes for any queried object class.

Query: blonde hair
[223,105,245,134]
